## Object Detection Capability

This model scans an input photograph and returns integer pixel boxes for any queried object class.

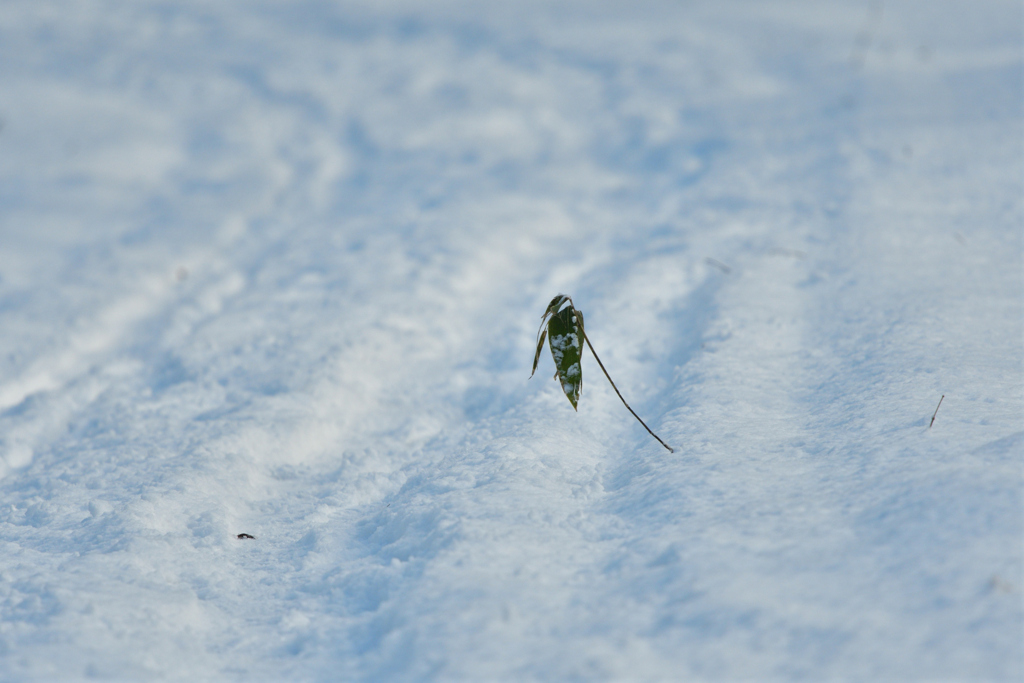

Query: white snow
[0,0,1020,680]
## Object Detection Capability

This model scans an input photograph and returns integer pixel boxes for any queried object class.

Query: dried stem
[929,394,944,429]
[579,327,674,453]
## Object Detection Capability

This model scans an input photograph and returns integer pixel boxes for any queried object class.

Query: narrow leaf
[547,305,583,410]
[530,329,547,378]
[543,294,570,318]
[535,294,569,361]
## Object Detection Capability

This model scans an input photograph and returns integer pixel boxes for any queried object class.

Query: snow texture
[0,1,1020,680]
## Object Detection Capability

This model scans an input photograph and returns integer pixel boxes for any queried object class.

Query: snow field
[0,1,1020,680]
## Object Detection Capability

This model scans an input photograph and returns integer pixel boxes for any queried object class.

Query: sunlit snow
[0,1,1020,680]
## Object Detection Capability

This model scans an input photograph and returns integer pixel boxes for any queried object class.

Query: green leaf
[532,293,570,379]
[547,305,583,410]
[529,293,674,452]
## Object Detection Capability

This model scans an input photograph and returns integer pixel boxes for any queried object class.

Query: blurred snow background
[0,0,1020,680]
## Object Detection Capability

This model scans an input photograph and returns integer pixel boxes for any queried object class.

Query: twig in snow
[929,395,944,429]
[990,575,1016,594]
[850,0,884,69]
[768,247,807,259]
[705,257,731,274]
[582,330,675,453]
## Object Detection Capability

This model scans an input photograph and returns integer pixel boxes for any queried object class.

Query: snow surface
[0,1,1021,680]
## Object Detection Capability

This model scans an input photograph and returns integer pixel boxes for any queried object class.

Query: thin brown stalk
[929,395,944,429]
[580,328,674,453]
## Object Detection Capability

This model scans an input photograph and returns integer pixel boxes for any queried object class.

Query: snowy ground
[0,1,1020,680]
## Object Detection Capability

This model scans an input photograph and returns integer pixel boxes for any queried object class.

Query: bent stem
[580,327,674,453]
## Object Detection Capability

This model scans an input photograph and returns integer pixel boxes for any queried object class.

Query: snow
[0,0,1020,680]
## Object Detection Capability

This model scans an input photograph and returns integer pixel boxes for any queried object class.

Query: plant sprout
[530,294,674,452]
